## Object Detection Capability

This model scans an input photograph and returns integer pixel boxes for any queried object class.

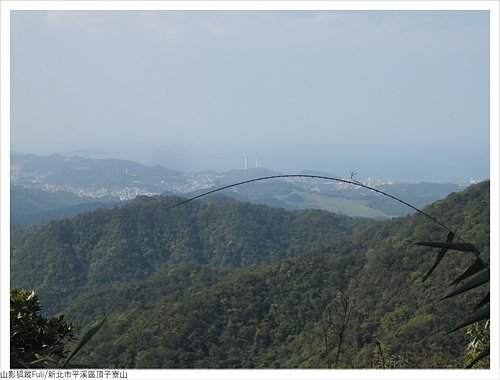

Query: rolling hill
[10,181,490,368]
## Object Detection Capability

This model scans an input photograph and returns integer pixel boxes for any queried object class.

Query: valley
[11,153,465,224]
[10,179,490,368]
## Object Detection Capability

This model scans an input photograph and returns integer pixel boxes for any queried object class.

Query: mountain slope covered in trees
[11,195,366,314]
[10,181,490,368]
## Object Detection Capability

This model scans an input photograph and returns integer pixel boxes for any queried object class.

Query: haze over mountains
[7,9,492,371]
[9,152,491,368]
[10,179,490,368]
[11,153,467,224]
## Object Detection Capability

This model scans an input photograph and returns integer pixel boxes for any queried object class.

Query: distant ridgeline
[11,180,490,368]
[10,153,464,222]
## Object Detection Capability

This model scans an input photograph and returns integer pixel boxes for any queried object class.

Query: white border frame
[1,2,498,379]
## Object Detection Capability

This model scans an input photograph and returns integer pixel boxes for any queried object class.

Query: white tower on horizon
[255,157,263,168]
[244,157,248,170]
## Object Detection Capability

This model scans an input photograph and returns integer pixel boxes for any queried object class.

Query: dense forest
[10,181,490,368]
[11,185,121,225]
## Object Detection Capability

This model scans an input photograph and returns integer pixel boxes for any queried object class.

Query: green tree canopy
[10,288,74,368]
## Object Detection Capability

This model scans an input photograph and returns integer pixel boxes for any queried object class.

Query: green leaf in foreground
[415,241,478,253]
[448,306,490,334]
[466,346,490,369]
[63,316,108,368]
[449,258,487,286]
[440,270,489,300]
[474,292,489,312]
[421,232,454,282]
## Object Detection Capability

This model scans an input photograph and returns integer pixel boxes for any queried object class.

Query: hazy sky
[10,10,490,182]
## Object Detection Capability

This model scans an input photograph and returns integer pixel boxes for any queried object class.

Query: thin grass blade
[474,292,490,312]
[448,305,489,333]
[465,346,490,368]
[422,249,447,282]
[449,258,487,286]
[441,270,489,300]
[421,232,454,282]
[415,241,478,253]
[63,315,107,368]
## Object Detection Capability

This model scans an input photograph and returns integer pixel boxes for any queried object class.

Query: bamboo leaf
[63,315,107,368]
[441,270,489,300]
[415,241,478,253]
[422,249,447,282]
[465,346,490,368]
[474,292,490,312]
[449,258,487,286]
[421,232,454,282]
[448,305,489,333]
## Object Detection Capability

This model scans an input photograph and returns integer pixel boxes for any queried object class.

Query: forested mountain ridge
[11,194,367,314]
[10,181,490,368]
[11,185,121,225]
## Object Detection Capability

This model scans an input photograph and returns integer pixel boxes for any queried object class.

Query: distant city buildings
[10,154,466,206]
[310,185,321,193]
